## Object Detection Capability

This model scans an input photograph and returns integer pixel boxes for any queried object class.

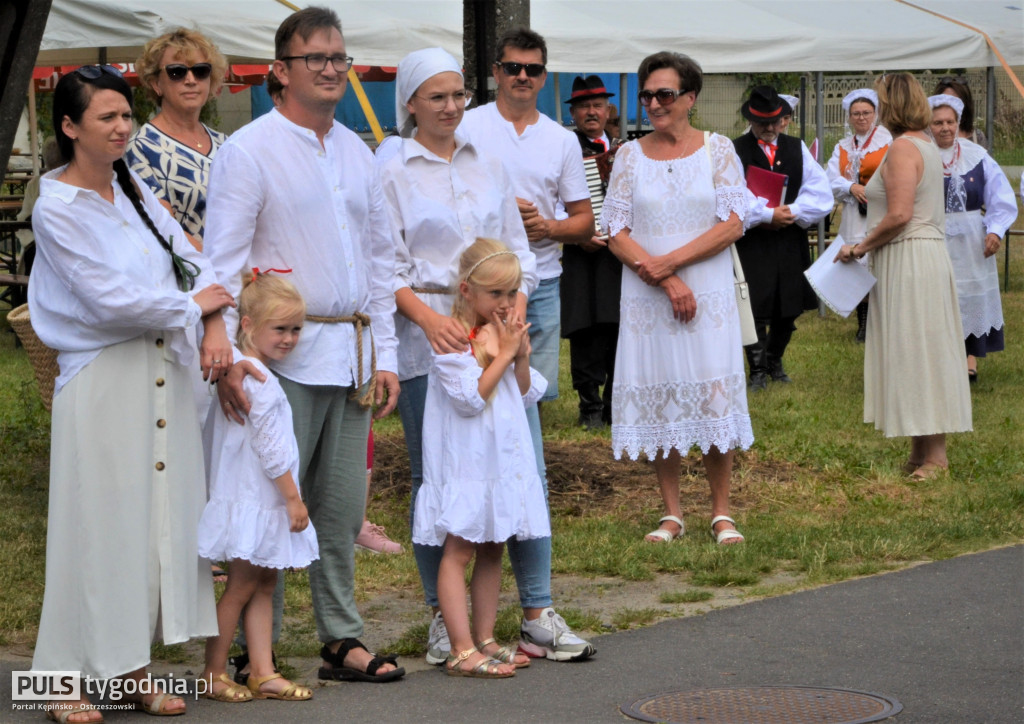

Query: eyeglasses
[162,63,213,82]
[413,89,473,112]
[496,61,546,78]
[638,88,685,107]
[849,111,875,119]
[280,54,354,73]
[73,64,123,80]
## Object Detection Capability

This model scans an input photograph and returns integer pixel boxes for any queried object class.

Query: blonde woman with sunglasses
[129,29,229,251]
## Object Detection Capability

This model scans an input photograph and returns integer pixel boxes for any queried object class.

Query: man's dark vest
[733,132,817,318]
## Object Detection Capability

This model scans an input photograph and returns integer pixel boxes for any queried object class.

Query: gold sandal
[201,673,252,703]
[476,637,530,668]
[246,672,313,701]
[444,648,515,678]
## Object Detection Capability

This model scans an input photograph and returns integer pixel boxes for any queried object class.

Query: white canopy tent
[38,1,1022,74]
[532,0,1024,74]
[36,0,465,66]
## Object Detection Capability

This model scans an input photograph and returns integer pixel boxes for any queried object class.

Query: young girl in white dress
[412,238,551,678]
[198,273,320,702]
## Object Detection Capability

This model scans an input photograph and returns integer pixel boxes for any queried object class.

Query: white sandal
[711,515,744,544]
[645,515,685,542]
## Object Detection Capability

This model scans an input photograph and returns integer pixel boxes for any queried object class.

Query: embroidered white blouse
[204,109,398,385]
[29,167,212,393]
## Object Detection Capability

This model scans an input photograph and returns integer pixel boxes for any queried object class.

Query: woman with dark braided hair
[28,65,235,721]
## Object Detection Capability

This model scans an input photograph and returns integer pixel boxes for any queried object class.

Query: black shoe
[748,370,768,391]
[855,301,868,343]
[230,650,278,685]
[579,411,607,430]
[767,356,791,383]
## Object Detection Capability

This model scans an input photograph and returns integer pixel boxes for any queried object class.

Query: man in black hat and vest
[733,86,832,389]
[561,75,622,428]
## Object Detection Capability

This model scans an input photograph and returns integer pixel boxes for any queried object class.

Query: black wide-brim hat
[566,74,615,104]
[741,85,792,122]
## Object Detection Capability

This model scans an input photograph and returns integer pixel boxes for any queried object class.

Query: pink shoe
[355,520,404,554]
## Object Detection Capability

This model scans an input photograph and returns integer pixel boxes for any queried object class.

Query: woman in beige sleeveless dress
[835,73,971,479]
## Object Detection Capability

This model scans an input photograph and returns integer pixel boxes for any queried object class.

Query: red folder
[746,166,789,208]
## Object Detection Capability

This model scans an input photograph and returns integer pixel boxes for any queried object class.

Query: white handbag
[702,131,758,347]
[731,244,758,346]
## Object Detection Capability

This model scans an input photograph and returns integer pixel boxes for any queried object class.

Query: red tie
[595,137,607,152]
[759,140,776,166]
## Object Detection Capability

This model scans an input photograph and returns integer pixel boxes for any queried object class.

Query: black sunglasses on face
[638,88,686,107]
[497,61,546,78]
[162,63,213,82]
[73,64,124,80]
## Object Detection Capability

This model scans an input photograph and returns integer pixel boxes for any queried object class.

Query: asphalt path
[3,545,1021,723]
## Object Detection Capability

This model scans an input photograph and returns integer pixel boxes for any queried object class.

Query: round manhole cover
[621,685,902,724]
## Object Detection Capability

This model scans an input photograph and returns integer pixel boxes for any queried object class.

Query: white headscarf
[928,94,968,213]
[780,94,799,114]
[839,89,881,183]
[928,94,964,124]
[842,89,878,115]
[395,47,463,138]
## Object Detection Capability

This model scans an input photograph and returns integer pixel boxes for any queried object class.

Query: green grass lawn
[2,198,1022,653]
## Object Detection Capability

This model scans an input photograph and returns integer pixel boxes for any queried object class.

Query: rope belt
[411,286,455,294]
[305,312,376,409]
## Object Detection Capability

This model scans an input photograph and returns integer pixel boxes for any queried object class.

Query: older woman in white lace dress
[602,52,754,545]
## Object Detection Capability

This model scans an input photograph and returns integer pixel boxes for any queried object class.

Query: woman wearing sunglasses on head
[128,29,228,251]
[602,52,754,546]
[29,64,234,722]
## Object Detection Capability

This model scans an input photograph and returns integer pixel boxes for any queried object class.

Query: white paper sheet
[804,235,877,318]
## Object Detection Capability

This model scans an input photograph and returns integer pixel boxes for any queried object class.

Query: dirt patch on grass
[372,430,804,518]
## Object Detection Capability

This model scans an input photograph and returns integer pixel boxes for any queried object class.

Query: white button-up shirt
[460,103,590,280]
[747,140,834,228]
[204,109,397,387]
[29,167,211,393]
[379,133,537,381]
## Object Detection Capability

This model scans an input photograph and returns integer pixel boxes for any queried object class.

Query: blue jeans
[527,277,561,402]
[400,373,552,609]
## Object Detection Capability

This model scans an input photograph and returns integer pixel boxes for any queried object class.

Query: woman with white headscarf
[377,48,538,669]
[928,94,1017,383]
[827,88,893,341]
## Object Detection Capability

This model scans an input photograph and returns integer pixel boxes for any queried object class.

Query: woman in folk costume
[827,89,892,341]
[928,94,1017,383]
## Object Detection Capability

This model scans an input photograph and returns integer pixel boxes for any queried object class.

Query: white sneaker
[518,607,596,662]
[425,611,450,665]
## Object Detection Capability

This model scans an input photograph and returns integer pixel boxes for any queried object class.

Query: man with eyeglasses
[458,27,596,663]
[733,86,832,390]
[204,6,404,684]
[561,75,622,431]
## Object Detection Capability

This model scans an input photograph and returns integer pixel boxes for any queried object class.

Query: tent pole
[986,66,995,149]
[553,74,562,124]
[619,73,627,141]
[28,79,39,176]
[815,71,826,318]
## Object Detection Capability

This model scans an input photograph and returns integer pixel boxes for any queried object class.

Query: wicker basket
[7,304,58,411]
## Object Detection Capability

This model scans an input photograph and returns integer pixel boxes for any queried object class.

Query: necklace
[940,141,959,177]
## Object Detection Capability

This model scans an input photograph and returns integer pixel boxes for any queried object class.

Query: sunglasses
[73,64,124,80]
[497,61,546,78]
[162,63,213,82]
[638,88,686,107]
